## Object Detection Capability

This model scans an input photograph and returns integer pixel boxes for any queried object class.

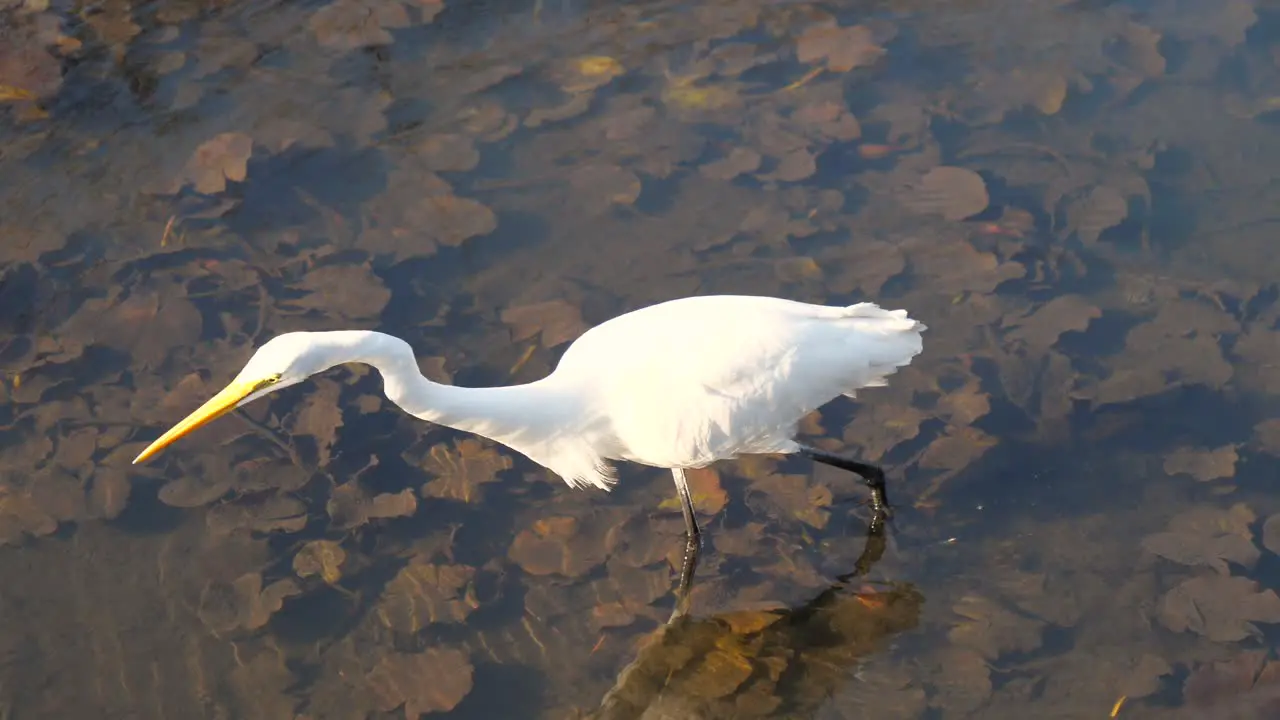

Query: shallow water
[2,0,1280,717]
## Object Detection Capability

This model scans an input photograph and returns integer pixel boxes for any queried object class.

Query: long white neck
[316,331,578,452]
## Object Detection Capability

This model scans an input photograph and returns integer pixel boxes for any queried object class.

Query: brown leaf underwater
[795,23,885,73]
[900,166,990,221]
[168,132,254,194]
[367,647,474,716]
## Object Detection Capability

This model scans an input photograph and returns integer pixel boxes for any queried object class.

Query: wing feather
[554,296,925,468]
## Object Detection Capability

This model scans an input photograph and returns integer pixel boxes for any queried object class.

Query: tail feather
[835,302,925,398]
[841,302,928,333]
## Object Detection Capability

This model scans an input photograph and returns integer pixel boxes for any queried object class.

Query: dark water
[3,0,1280,717]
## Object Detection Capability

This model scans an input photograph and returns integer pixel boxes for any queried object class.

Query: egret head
[132,332,339,464]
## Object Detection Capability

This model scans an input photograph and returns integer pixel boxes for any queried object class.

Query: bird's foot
[799,445,894,521]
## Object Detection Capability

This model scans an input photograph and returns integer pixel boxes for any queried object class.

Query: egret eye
[256,374,282,391]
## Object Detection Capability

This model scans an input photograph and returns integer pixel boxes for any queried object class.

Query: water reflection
[592,519,920,720]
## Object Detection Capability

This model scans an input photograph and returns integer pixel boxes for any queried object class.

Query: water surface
[2,0,1280,717]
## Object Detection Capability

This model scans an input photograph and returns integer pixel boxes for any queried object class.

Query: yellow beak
[132,378,259,464]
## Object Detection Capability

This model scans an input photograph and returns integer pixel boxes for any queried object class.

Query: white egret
[133,294,926,546]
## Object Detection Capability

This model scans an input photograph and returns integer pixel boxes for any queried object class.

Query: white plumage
[133,294,926,542]
[551,295,925,486]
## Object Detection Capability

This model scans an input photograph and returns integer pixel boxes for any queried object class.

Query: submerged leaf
[171,133,254,195]
[825,239,906,296]
[159,474,234,508]
[0,475,77,546]
[285,377,345,466]
[327,483,417,530]
[0,27,63,102]
[501,300,588,349]
[841,403,926,461]
[54,287,202,368]
[1164,446,1238,482]
[1033,73,1068,114]
[360,170,498,261]
[422,194,498,247]
[746,470,833,529]
[1122,654,1173,699]
[294,540,347,584]
[291,264,390,320]
[206,494,309,536]
[1181,651,1280,717]
[795,23,885,73]
[568,164,642,214]
[900,166,990,221]
[509,515,608,577]
[1254,419,1280,456]
[377,561,477,631]
[556,55,624,94]
[919,426,998,472]
[948,594,1044,660]
[1004,295,1102,352]
[1079,298,1235,406]
[1260,514,1280,557]
[657,467,728,515]
[419,438,512,502]
[367,648,473,716]
[198,572,301,633]
[1067,186,1128,245]
[700,147,762,180]
[769,147,817,182]
[1142,503,1259,574]
[791,101,861,141]
[1160,575,1280,642]
[418,133,480,172]
[309,0,439,50]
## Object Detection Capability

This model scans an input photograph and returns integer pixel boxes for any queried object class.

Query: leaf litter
[309,0,443,50]
[947,594,1045,661]
[293,539,347,584]
[1077,298,1236,406]
[367,647,473,716]
[1163,445,1239,483]
[418,438,513,503]
[327,483,418,530]
[0,18,63,104]
[10,0,1280,717]
[500,299,588,349]
[377,560,477,632]
[899,166,991,221]
[1141,503,1259,574]
[1178,650,1280,718]
[359,169,498,261]
[206,493,309,536]
[1159,574,1280,643]
[1002,295,1102,352]
[288,263,391,321]
[795,22,886,74]
[163,133,254,195]
[509,514,610,577]
[197,571,301,634]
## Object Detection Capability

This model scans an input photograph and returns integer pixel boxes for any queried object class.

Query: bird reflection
[589,516,921,720]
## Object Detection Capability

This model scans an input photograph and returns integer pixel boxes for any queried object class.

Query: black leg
[671,468,702,544]
[670,533,700,621]
[669,469,702,621]
[798,445,892,530]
